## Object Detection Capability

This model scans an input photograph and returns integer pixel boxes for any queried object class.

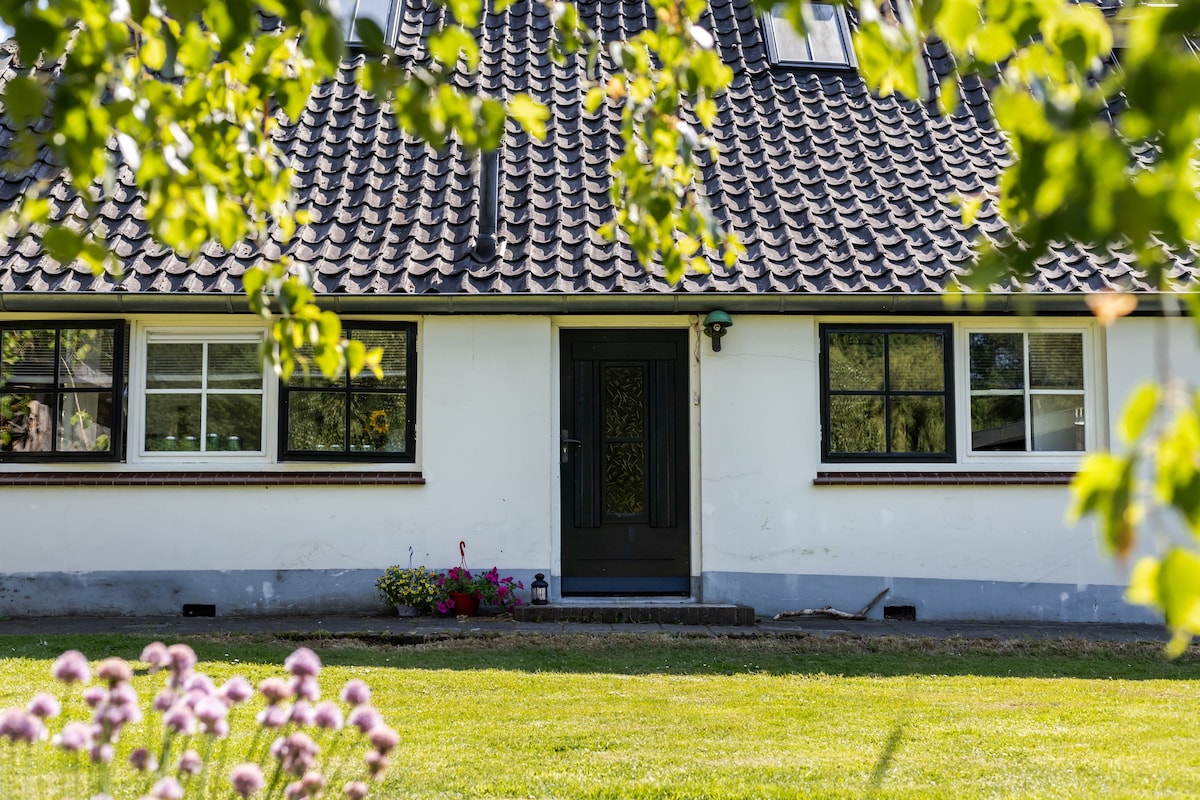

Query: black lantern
[531,573,549,605]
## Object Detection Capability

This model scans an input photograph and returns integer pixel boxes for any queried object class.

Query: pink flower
[229,763,265,797]
[291,675,321,702]
[96,658,132,685]
[367,725,399,754]
[177,749,203,774]
[150,777,184,800]
[302,771,326,793]
[140,642,169,670]
[109,683,139,708]
[82,686,106,708]
[313,701,344,731]
[194,696,229,733]
[283,781,306,800]
[90,742,114,764]
[0,708,44,743]
[363,750,388,777]
[51,650,91,684]
[290,700,316,727]
[339,679,370,707]
[259,677,291,704]
[163,705,197,735]
[271,731,320,775]
[221,676,254,704]
[257,704,289,729]
[183,674,215,696]
[154,689,176,712]
[52,721,93,752]
[343,782,370,800]
[284,648,322,679]
[129,747,158,772]
[27,692,60,719]
[166,644,197,673]
[346,705,382,733]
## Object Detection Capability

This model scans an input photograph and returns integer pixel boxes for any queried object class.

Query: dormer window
[336,0,403,45]
[763,3,855,69]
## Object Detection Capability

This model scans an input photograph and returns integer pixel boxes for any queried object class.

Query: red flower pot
[448,592,480,616]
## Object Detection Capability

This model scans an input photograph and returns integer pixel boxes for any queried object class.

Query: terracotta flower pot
[448,592,480,616]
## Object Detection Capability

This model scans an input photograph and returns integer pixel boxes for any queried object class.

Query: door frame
[550,318,701,600]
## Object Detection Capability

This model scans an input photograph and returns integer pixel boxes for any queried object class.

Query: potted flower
[375,565,440,616]
[436,566,525,616]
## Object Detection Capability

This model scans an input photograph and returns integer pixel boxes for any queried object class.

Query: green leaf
[1118,383,1160,445]
[508,94,548,140]
[4,76,46,126]
[42,227,83,266]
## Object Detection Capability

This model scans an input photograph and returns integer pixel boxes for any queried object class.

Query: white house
[0,0,1193,621]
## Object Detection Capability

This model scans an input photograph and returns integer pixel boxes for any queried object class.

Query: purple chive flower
[51,650,91,684]
[150,777,185,800]
[291,675,320,702]
[271,731,320,776]
[95,658,133,685]
[90,743,114,764]
[129,747,158,772]
[109,683,139,708]
[194,696,229,733]
[302,771,326,794]
[140,642,169,670]
[284,648,321,679]
[52,721,94,752]
[154,689,176,712]
[27,692,61,719]
[221,676,254,704]
[166,644,197,673]
[312,701,344,731]
[183,674,215,696]
[257,704,290,729]
[82,686,106,708]
[176,749,203,775]
[0,708,44,743]
[339,680,370,707]
[290,701,316,727]
[283,781,306,800]
[363,750,388,777]
[367,725,399,754]
[259,677,291,704]
[346,705,382,734]
[343,781,370,800]
[163,705,197,735]
[230,763,265,798]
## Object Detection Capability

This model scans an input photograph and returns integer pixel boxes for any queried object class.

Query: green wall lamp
[702,310,733,352]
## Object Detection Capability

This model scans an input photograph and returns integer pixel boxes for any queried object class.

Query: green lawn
[0,633,1197,799]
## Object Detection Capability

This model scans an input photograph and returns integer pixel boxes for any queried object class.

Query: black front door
[559,329,690,595]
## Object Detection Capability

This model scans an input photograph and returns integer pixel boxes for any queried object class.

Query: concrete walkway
[0,613,1171,644]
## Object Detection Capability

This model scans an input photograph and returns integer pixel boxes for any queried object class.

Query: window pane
[889,396,946,453]
[147,343,202,389]
[288,392,346,451]
[970,333,1024,390]
[0,393,54,452]
[605,442,646,515]
[206,394,263,452]
[351,329,409,389]
[60,329,115,388]
[805,4,849,63]
[767,5,811,61]
[1031,395,1086,452]
[208,342,261,390]
[59,392,114,453]
[2,329,55,389]
[889,333,945,391]
[351,393,407,453]
[1029,333,1083,390]
[828,395,885,454]
[971,395,1026,451]
[145,394,201,450]
[351,0,393,39]
[828,333,884,391]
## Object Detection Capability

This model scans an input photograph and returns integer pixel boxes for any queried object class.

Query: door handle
[560,429,581,463]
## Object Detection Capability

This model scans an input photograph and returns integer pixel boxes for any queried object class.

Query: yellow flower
[368,410,389,434]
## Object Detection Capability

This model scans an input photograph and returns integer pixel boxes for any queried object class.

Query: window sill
[0,471,426,487]
[814,471,1075,486]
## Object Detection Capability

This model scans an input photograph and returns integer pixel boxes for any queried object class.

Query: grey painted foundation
[0,569,1160,623]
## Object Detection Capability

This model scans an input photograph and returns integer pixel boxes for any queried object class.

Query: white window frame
[131,326,272,464]
[958,323,1098,466]
[762,3,857,69]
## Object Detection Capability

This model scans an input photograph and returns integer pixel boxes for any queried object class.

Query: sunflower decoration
[368,410,390,434]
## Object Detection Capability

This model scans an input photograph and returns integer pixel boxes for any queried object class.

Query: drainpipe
[474,149,500,260]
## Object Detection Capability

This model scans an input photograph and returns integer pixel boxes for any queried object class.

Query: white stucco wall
[1,315,556,574]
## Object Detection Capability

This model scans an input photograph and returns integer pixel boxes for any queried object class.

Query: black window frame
[820,324,955,464]
[0,320,126,463]
[278,322,417,463]
[762,2,857,70]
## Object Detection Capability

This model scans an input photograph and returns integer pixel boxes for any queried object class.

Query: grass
[0,633,1198,799]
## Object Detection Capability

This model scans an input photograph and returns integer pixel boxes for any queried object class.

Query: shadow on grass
[0,631,1197,681]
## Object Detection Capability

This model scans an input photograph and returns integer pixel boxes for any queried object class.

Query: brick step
[513,604,755,626]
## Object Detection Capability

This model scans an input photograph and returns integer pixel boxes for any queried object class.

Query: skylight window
[763,3,855,69]
[335,0,402,45]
